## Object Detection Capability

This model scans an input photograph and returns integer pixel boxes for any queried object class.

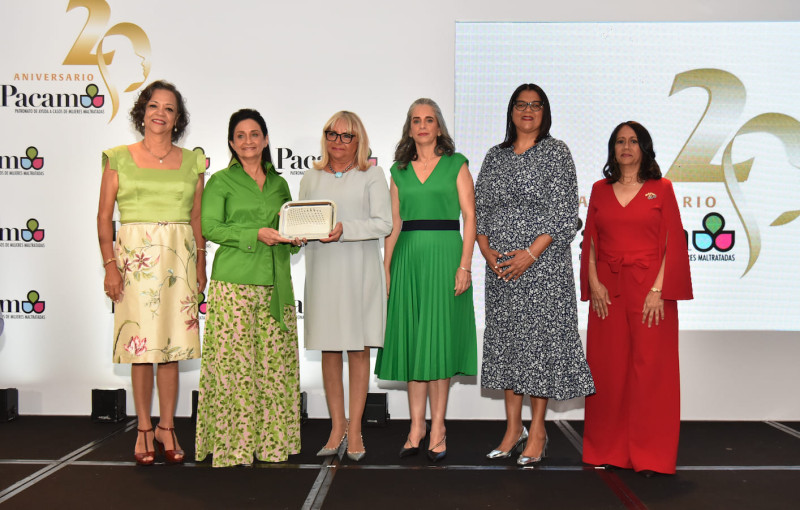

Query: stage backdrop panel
[1,1,799,421]
[456,22,800,332]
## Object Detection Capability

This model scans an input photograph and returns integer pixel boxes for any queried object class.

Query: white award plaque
[279,200,337,240]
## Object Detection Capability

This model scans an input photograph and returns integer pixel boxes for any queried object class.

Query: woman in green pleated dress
[375,98,477,462]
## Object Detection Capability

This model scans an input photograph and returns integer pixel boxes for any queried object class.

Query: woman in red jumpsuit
[580,121,692,476]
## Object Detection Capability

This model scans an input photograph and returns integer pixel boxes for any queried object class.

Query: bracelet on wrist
[459,266,471,273]
[197,248,207,253]
[525,247,538,262]
[103,257,116,268]
[650,287,662,293]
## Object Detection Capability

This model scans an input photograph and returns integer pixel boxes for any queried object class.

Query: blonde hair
[313,111,372,171]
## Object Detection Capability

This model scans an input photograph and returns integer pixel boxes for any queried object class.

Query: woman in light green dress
[98,80,206,465]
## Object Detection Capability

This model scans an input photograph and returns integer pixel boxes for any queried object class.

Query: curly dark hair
[499,83,552,149]
[602,121,662,183]
[227,108,275,174]
[129,80,189,142]
[394,98,455,170]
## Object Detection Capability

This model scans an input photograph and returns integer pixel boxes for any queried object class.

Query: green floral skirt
[195,280,301,466]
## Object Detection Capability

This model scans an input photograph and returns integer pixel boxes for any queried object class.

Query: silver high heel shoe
[517,434,548,466]
[316,432,347,457]
[346,434,366,462]
[486,426,528,459]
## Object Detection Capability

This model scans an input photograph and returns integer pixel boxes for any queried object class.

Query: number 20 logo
[62,0,152,121]
[664,69,800,276]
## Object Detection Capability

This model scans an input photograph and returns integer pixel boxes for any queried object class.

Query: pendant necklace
[330,161,354,178]
[143,140,174,164]
[416,154,437,173]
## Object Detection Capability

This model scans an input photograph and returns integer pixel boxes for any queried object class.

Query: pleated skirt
[375,230,477,381]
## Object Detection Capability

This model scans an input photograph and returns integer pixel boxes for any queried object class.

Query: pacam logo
[21,147,44,169]
[692,212,735,252]
[0,147,44,171]
[80,84,104,108]
[0,218,45,243]
[0,290,46,315]
[0,83,103,111]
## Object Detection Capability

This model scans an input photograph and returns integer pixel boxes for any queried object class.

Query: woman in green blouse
[195,108,303,467]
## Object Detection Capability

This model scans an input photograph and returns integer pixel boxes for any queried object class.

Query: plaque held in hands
[279,200,337,240]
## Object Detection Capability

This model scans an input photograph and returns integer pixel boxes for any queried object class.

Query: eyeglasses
[325,130,356,144]
[513,100,545,112]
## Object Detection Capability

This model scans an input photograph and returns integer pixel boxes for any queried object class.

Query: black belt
[401,220,460,231]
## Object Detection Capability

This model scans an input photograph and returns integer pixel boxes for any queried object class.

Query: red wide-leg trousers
[582,267,680,474]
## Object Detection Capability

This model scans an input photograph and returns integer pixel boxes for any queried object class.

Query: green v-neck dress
[375,153,477,381]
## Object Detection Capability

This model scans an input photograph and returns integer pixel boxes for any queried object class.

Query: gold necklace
[142,140,174,164]
[416,155,438,172]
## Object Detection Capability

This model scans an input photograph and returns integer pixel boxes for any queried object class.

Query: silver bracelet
[525,248,538,262]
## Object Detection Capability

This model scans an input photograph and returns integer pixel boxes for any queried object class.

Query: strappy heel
[154,424,185,464]
[399,423,429,458]
[427,435,447,463]
[134,428,155,466]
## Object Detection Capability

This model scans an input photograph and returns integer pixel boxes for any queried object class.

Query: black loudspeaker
[91,389,126,423]
[0,388,19,422]
[362,392,390,427]
[191,390,199,426]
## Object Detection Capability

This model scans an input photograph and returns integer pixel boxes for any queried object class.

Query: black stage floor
[1,417,798,509]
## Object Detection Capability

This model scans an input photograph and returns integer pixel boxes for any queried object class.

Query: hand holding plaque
[279,200,337,240]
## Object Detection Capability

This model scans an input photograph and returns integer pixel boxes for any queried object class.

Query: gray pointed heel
[517,434,548,466]
[316,432,347,457]
[486,426,528,459]
[346,434,366,462]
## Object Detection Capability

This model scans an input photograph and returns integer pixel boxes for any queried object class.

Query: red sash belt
[598,250,657,297]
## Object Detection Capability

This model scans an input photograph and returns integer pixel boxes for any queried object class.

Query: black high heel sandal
[427,435,447,463]
[399,423,429,458]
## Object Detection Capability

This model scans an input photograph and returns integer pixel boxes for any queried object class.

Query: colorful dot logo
[197,291,207,315]
[80,84,104,108]
[21,218,45,242]
[21,290,45,314]
[20,147,44,170]
[692,212,735,252]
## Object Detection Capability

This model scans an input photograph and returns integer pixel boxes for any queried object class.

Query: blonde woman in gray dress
[299,111,392,461]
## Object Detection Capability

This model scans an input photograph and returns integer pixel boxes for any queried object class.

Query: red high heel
[134,428,155,466]
[155,424,185,464]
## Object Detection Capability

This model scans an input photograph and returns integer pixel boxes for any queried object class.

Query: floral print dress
[475,138,594,400]
[103,146,204,363]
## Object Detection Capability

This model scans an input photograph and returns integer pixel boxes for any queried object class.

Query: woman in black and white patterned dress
[475,83,595,465]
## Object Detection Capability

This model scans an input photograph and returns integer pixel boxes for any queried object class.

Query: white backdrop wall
[1,0,799,421]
